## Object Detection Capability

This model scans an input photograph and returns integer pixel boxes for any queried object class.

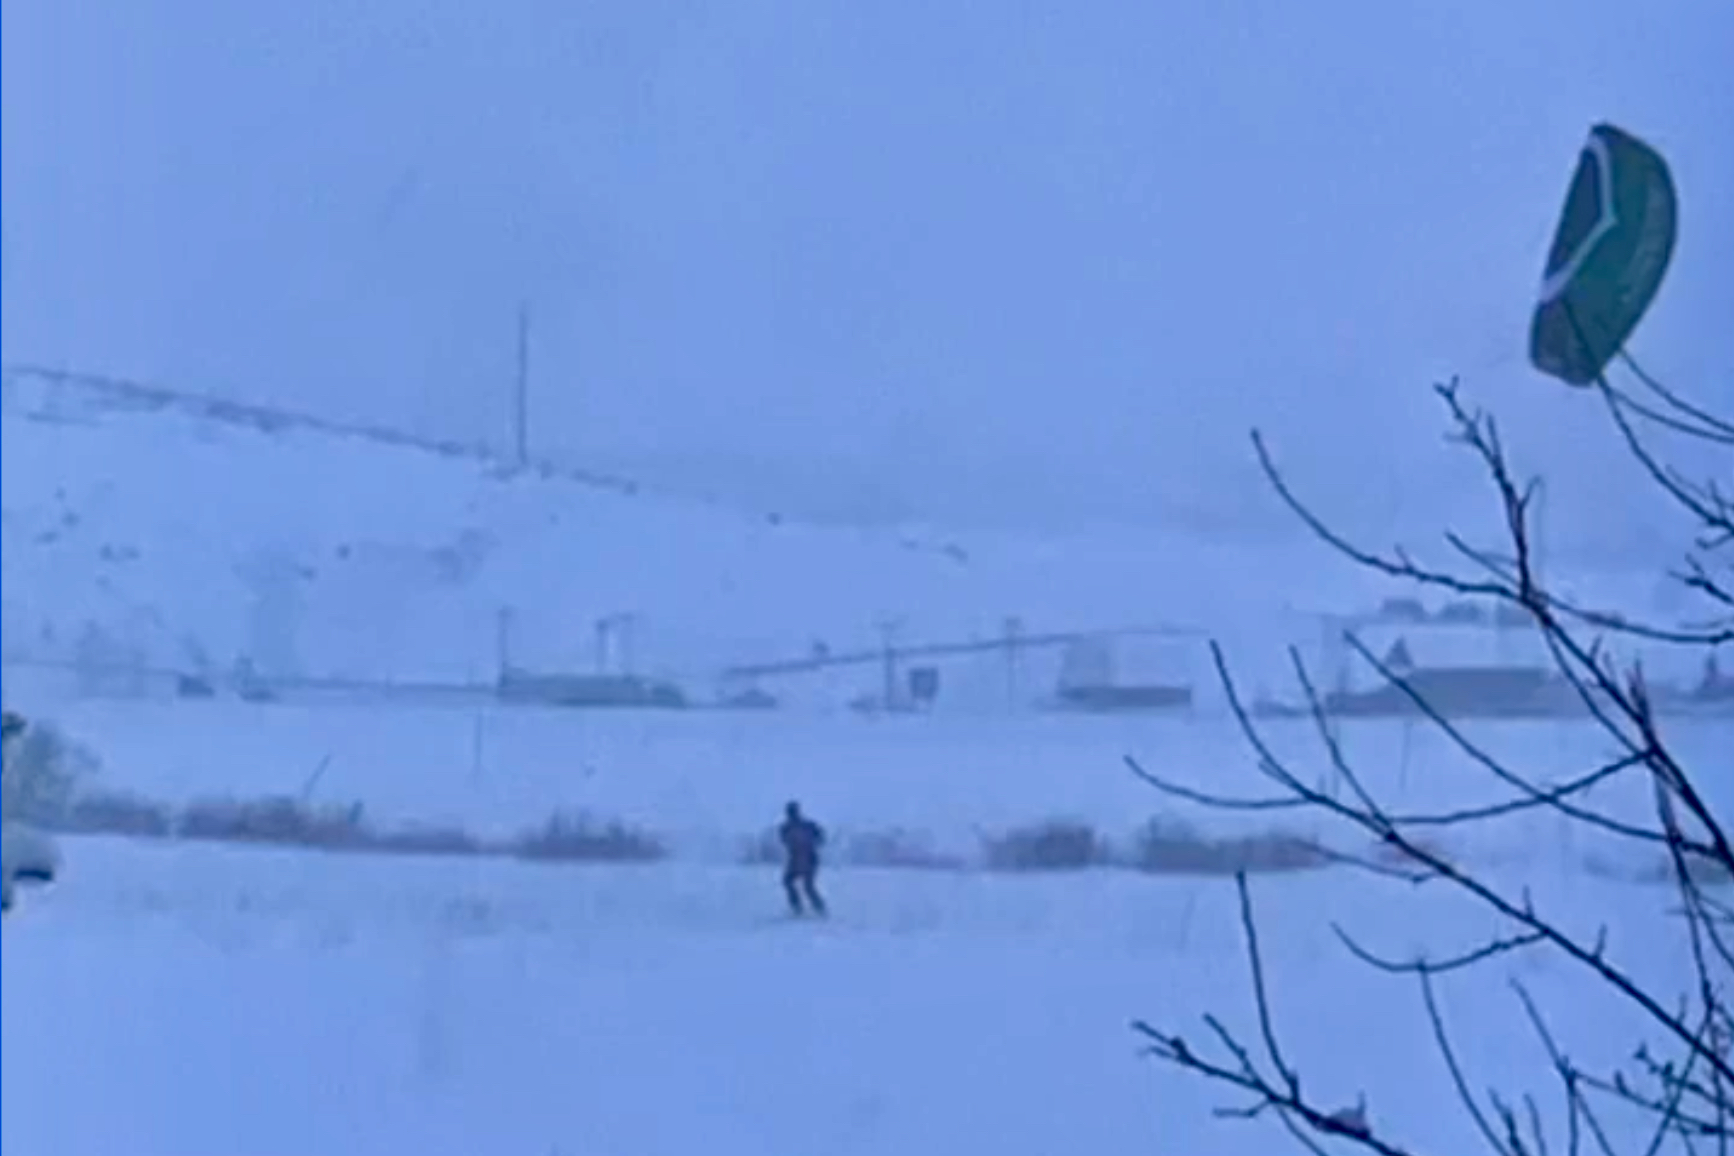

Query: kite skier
[778,800,828,918]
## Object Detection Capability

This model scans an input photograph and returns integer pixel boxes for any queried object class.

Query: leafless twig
[1134,371,1731,1154]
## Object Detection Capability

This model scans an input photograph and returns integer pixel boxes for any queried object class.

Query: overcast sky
[4,0,1729,556]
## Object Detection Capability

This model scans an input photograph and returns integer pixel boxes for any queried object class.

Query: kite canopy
[1529,123,1677,387]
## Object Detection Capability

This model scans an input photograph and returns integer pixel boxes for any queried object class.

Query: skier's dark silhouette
[778,800,827,917]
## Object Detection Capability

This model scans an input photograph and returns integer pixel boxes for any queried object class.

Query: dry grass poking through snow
[46,792,671,865]
[32,788,1515,883]
[979,819,1107,872]
[509,810,669,864]
[1124,816,1332,875]
[974,816,1335,875]
[56,789,176,839]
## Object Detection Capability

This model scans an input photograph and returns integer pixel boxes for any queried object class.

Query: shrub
[368,823,486,858]
[1128,815,1331,875]
[3,718,102,825]
[177,795,369,848]
[981,818,1106,872]
[1633,851,1732,887]
[510,810,668,864]
[59,790,175,838]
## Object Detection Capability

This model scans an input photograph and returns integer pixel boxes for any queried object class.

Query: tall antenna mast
[513,302,531,468]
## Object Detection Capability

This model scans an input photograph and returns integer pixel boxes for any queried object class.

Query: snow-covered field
[1,820,1694,1156]
[3,314,1718,1156]
[7,428,1719,1151]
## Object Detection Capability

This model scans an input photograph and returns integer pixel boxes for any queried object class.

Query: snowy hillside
[0,373,1008,689]
[0,370,1415,699]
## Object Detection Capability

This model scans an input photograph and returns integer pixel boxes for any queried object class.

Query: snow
[9,369,1702,727]
[2,310,1720,1156]
[0,375,1004,685]
[1,824,1694,1156]
[1,698,1722,1154]
[3,512,1721,1156]
[3,372,1446,698]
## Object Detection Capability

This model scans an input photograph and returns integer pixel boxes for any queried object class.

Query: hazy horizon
[4,1,1730,559]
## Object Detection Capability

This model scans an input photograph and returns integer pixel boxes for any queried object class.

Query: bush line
[44,790,1362,876]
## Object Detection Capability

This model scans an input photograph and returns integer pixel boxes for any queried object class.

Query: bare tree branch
[1134,371,1731,1155]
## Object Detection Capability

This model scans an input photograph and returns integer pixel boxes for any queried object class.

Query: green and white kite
[1530,123,1678,387]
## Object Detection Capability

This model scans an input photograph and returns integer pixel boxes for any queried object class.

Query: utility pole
[593,613,638,676]
[593,616,612,674]
[1002,616,1024,710]
[513,302,531,468]
[874,617,903,712]
[609,614,638,676]
[495,607,516,682]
